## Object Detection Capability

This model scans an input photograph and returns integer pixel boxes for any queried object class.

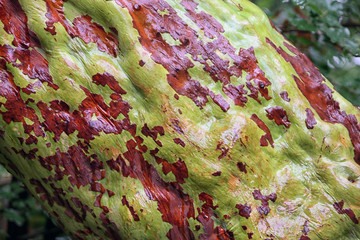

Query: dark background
[0,0,359,239]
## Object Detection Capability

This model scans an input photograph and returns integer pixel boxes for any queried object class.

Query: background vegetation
[0,0,359,239]
[254,0,360,105]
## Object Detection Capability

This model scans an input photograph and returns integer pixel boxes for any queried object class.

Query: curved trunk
[1,0,360,239]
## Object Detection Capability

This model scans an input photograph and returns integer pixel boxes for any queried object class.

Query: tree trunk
[1,0,360,239]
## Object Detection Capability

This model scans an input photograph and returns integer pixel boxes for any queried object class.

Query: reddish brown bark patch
[29,178,100,231]
[280,91,290,102]
[92,72,126,95]
[25,135,38,145]
[0,45,59,90]
[214,227,234,240]
[44,1,119,57]
[71,197,96,220]
[0,0,58,90]
[98,212,122,240]
[333,200,359,224]
[252,189,277,216]
[171,119,184,134]
[211,93,230,112]
[115,0,271,112]
[121,195,140,221]
[37,85,135,143]
[139,60,145,66]
[92,72,132,120]
[107,139,195,239]
[72,15,119,57]
[196,192,234,240]
[11,147,38,160]
[267,38,360,164]
[212,171,222,176]
[223,84,248,107]
[38,145,105,190]
[150,148,189,184]
[173,138,186,147]
[251,114,274,147]
[237,162,247,174]
[44,0,76,36]
[181,0,271,102]
[216,141,230,160]
[107,190,115,197]
[142,124,165,146]
[266,106,291,128]
[0,0,40,48]
[305,108,317,129]
[235,203,251,219]
[0,60,44,137]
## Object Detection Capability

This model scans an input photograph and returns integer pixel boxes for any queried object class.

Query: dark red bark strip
[0,45,59,90]
[280,91,290,102]
[121,196,140,221]
[107,139,196,240]
[267,38,360,164]
[266,106,291,128]
[236,203,251,219]
[196,192,234,240]
[237,162,247,174]
[150,148,189,185]
[115,0,271,112]
[333,200,359,224]
[0,59,44,137]
[252,189,277,216]
[44,0,119,57]
[305,108,317,129]
[250,114,274,147]
[0,0,40,48]
[0,0,59,90]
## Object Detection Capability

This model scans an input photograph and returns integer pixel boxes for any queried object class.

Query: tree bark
[1,0,360,239]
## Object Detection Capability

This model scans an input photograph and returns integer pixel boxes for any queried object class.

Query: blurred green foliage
[0,165,64,239]
[1,180,41,227]
[253,0,360,106]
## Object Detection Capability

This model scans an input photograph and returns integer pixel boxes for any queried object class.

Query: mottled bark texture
[1,0,360,239]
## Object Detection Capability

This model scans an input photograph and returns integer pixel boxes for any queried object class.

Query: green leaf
[307,3,322,14]
[292,19,317,31]
[3,209,25,226]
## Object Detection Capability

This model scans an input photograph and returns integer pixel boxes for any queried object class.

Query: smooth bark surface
[1,0,360,239]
